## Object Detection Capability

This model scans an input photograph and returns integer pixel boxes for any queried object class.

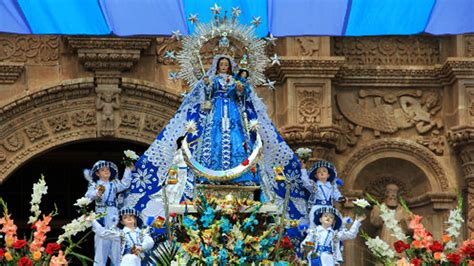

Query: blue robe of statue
[186,73,258,185]
[125,56,309,221]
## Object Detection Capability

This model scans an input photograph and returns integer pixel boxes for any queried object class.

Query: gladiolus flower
[50,250,68,266]
[442,234,451,243]
[412,240,423,249]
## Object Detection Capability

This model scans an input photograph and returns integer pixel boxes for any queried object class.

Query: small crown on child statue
[239,54,250,70]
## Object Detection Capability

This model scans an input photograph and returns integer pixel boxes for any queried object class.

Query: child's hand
[133,246,143,255]
[356,214,367,222]
[126,164,135,171]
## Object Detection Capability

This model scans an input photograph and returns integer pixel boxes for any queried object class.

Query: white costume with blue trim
[92,221,154,266]
[85,161,132,266]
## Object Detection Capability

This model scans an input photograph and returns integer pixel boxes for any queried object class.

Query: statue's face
[385,183,399,208]
[218,58,230,74]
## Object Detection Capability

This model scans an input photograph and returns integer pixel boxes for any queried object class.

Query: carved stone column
[269,55,345,162]
[67,37,151,136]
[448,127,474,233]
[445,57,474,234]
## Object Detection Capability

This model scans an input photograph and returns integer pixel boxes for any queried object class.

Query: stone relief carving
[143,115,165,134]
[121,112,141,129]
[295,37,320,57]
[0,35,60,64]
[96,86,121,136]
[156,37,181,64]
[334,36,440,65]
[297,87,321,124]
[466,35,474,57]
[2,133,24,152]
[24,121,48,142]
[47,114,70,133]
[336,89,444,138]
[71,111,96,127]
[416,130,445,155]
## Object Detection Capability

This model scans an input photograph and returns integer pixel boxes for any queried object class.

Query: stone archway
[0,78,181,182]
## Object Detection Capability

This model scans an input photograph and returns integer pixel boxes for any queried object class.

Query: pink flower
[50,250,68,265]
[0,214,18,241]
[30,215,52,252]
[396,257,411,266]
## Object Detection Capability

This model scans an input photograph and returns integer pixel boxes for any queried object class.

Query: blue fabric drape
[99,0,188,36]
[0,0,31,34]
[183,0,269,37]
[18,0,110,34]
[271,0,350,36]
[425,0,474,35]
[344,0,436,36]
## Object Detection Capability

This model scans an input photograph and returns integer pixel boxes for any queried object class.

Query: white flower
[365,236,395,259]
[28,176,48,224]
[73,197,92,208]
[248,119,259,131]
[444,207,464,250]
[295,147,312,158]
[352,198,370,208]
[124,150,139,160]
[378,204,407,241]
[57,213,95,244]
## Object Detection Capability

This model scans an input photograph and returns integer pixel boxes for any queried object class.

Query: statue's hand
[356,213,367,222]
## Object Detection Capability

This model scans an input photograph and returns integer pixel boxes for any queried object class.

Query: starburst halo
[176,6,272,88]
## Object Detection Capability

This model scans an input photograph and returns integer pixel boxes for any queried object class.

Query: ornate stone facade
[0,34,473,265]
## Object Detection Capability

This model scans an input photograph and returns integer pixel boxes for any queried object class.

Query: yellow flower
[4,252,13,261]
[5,235,15,247]
[33,251,42,261]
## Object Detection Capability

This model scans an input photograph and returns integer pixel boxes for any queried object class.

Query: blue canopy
[1,0,473,36]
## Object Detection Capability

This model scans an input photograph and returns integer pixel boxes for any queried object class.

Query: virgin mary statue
[126,19,308,220]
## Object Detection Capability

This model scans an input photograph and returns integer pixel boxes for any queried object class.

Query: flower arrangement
[174,193,298,265]
[295,147,312,164]
[363,194,473,265]
[0,176,96,265]
[123,149,139,167]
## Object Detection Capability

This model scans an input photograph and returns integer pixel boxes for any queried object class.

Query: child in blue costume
[301,160,345,226]
[85,160,133,265]
[301,206,365,266]
[92,207,154,266]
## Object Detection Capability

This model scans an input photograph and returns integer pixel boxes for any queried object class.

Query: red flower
[0,248,4,259]
[447,253,462,265]
[170,212,177,218]
[242,159,249,166]
[281,236,293,249]
[394,240,410,253]
[460,240,474,258]
[429,241,444,253]
[13,239,28,249]
[18,257,32,266]
[411,258,422,266]
[45,243,61,255]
